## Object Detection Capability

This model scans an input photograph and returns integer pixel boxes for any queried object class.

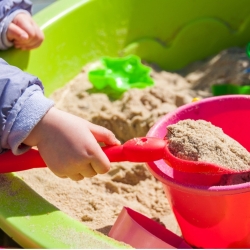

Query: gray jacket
[0,0,54,155]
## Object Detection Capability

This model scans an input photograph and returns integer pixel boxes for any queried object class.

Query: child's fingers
[90,156,111,175]
[68,173,85,181]
[88,122,120,146]
[24,22,44,45]
[6,23,28,42]
[86,123,120,173]
[14,15,36,37]
[79,164,97,178]
[53,163,97,181]
[12,13,44,47]
[14,38,44,50]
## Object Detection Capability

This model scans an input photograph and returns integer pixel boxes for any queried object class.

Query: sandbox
[1,0,250,248]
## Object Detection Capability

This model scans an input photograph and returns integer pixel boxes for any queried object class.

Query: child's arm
[0,58,54,155]
[0,58,120,180]
[0,0,44,50]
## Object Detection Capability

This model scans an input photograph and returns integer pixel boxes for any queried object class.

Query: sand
[16,47,250,237]
[167,119,250,172]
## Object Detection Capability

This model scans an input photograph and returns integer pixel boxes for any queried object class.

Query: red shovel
[0,136,236,174]
[0,137,168,173]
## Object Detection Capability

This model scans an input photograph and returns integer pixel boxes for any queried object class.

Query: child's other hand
[6,13,44,50]
[23,108,121,181]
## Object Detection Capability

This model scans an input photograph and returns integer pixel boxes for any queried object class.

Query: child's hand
[23,108,120,181]
[6,13,44,50]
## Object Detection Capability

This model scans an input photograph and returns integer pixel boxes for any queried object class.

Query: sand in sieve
[167,119,250,172]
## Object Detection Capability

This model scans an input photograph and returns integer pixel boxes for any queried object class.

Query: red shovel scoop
[0,137,236,174]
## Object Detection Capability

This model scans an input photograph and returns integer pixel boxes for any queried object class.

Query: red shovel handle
[0,137,168,173]
[0,149,45,173]
[102,137,168,162]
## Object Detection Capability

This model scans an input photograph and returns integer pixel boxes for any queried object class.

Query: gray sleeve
[0,0,32,50]
[0,58,54,154]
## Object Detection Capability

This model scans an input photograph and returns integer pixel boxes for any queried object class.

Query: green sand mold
[1,0,250,248]
[88,55,154,98]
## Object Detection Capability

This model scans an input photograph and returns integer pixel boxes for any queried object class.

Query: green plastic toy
[212,84,250,96]
[88,55,154,97]
[246,42,250,58]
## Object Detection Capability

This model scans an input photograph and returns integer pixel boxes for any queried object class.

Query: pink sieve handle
[0,137,168,173]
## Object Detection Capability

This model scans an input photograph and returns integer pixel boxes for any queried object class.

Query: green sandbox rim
[1,0,250,96]
[0,173,130,248]
[1,0,250,247]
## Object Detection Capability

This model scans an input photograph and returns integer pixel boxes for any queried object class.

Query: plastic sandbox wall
[1,0,250,248]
